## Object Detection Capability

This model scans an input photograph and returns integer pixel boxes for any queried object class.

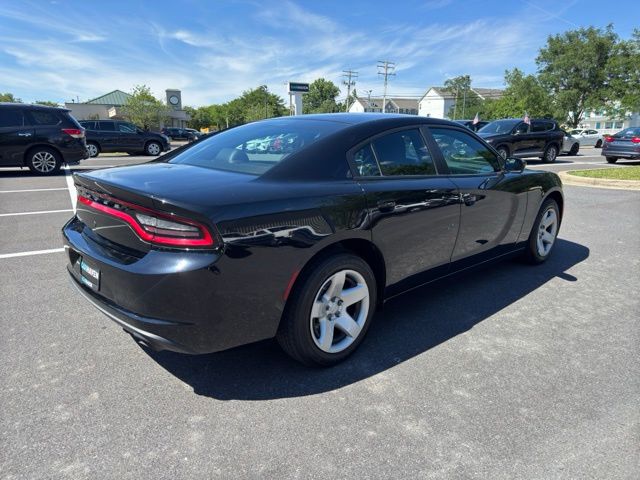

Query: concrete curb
[559,170,640,191]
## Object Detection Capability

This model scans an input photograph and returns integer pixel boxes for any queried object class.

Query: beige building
[65,89,190,128]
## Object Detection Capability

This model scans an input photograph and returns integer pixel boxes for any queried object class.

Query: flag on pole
[472,112,479,125]
[523,112,530,125]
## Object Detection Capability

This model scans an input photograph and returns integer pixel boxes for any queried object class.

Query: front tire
[541,144,558,163]
[497,146,509,159]
[524,198,560,264]
[145,141,162,156]
[26,147,61,175]
[606,157,618,164]
[277,253,377,367]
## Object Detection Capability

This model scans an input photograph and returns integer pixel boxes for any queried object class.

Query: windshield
[168,119,343,175]
[478,119,519,134]
[569,129,582,135]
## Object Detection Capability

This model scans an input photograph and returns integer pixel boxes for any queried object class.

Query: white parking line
[0,248,65,259]
[0,187,69,193]
[63,165,77,212]
[0,209,73,217]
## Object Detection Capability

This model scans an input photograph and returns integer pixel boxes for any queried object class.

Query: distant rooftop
[85,90,132,105]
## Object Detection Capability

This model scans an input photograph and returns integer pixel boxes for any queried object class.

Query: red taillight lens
[631,137,640,144]
[605,136,615,142]
[62,128,85,138]
[77,194,214,247]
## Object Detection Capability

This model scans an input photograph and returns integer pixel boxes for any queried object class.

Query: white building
[418,86,503,119]
[578,110,639,135]
[349,97,418,115]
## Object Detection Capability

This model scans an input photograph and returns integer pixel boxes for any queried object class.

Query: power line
[377,60,396,113]
[342,70,358,112]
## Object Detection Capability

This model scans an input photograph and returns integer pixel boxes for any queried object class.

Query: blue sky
[0,0,637,107]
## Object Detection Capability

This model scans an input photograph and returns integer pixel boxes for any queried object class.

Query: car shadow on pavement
[146,238,589,401]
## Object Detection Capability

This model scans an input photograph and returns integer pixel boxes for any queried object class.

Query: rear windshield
[614,127,640,138]
[168,119,344,175]
[478,119,519,134]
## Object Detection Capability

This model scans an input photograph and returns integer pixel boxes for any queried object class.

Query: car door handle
[377,200,396,213]
[18,132,32,137]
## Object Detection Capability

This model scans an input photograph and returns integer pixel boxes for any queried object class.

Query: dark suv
[79,120,171,157]
[161,127,201,142]
[477,118,564,162]
[0,103,87,174]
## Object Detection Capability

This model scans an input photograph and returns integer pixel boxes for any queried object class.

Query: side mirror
[504,157,526,173]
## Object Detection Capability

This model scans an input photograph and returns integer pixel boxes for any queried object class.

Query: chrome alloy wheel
[309,269,370,354]
[86,143,99,157]
[31,151,57,173]
[536,206,558,257]
[147,142,161,155]
[545,145,557,162]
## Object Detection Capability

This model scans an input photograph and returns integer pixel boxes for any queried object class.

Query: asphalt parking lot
[1,146,639,479]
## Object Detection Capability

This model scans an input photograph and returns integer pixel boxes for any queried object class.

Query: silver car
[568,129,603,148]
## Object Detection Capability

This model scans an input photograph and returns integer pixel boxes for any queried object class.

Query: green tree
[536,25,618,127]
[443,75,483,119]
[0,92,22,103]
[34,100,60,107]
[484,68,555,120]
[237,85,287,123]
[303,78,341,113]
[605,28,640,117]
[121,85,171,130]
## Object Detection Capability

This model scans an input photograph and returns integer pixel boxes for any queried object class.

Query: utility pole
[377,60,395,113]
[367,90,372,111]
[342,70,358,112]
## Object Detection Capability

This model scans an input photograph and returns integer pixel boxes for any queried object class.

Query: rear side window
[371,129,436,176]
[168,119,343,175]
[430,127,499,175]
[27,110,60,126]
[352,144,380,176]
[0,108,23,128]
[81,121,97,130]
[99,121,115,131]
[532,121,546,132]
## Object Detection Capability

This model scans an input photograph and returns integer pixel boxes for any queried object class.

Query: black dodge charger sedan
[63,114,563,366]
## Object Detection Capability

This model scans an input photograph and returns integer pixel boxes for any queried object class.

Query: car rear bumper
[602,149,640,159]
[61,144,89,163]
[62,216,282,354]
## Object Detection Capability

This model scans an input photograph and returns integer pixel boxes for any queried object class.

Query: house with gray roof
[418,86,503,119]
[349,97,419,115]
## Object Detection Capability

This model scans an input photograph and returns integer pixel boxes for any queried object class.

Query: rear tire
[606,157,618,164]
[523,198,560,264]
[569,143,579,156]
[145,141,162,156]
[497,146,509,159]
[277,253,377,367]
[595,139,602,148]
[86,142,100,158]
[541,144,558,163]
[26,147,61,175]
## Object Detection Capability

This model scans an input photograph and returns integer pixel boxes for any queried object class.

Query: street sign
[288,82,309,93]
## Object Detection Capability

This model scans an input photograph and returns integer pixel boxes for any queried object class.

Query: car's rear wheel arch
[285,238,386,311]
[23,144,63,167]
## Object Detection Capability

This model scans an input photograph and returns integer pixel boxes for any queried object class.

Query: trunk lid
[74,163,254,253]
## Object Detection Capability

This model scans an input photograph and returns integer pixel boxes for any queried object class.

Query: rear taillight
[62,128,85,139]
[631,137,640,144]
[605,136,614,142]
[77,194,214,247]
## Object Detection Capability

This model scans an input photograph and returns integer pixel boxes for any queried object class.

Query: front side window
[371,129,435,176]
[513,122,529,134]
[430,127,499,175]
[0,108,23,128]
[168,119,343,175]
[477,119,519,135]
